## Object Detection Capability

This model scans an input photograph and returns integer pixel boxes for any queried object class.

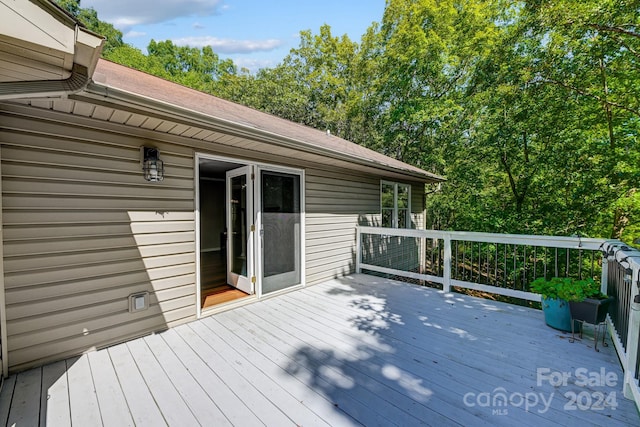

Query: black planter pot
[569,297,614,325]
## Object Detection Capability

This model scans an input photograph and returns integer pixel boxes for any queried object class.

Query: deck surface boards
[86,350,134,427]
[66,356,102,426]
[0,375,16,425]
[223,307,454,427]
[143,331,232,426]
[7,367,41,426]
[124,338,198,427]
[179,321,325,426]
[40,361,71,427]
[305,279,632,427]
[0,274,637,426]
[107,342,167,426]
[248,291,494,427]
[210,312,366,427]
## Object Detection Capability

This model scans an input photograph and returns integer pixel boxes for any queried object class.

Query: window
[381,181,411,228]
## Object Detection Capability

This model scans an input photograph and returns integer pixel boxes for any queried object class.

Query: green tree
[55,0,124,53]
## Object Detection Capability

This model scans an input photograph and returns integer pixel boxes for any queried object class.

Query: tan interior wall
[199,179,225,251]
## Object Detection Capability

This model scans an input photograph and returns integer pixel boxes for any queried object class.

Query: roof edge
[82,80,445,183]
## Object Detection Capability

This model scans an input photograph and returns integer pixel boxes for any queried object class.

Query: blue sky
[82,0,387,72]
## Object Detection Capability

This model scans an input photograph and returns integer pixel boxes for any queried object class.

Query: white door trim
[195,153,305,317]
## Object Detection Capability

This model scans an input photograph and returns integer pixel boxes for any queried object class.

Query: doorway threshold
[200,289,258,317]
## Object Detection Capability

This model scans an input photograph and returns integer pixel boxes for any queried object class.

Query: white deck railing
[356,226,640,411]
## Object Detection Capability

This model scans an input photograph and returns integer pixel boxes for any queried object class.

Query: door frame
[195,153,306,317]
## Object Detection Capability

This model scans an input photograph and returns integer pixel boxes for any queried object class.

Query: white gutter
[0,63,90,100]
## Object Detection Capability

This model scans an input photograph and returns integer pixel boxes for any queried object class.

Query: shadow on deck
[0,274,637,426]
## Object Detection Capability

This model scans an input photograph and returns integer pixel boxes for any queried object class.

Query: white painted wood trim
[355,227,361,274]
[623,265,640,401]
[450,279,542,302]
[358,225,606,251]
[194,153,202,319]
[442,235,452,293]
[359,263,444,285]
[607,317,628,367]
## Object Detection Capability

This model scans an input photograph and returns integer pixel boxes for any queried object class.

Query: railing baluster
[533,246,537,281]
[513,244,517,290]
[523,246,527,290]
[494,244,498,287]
[503,244,508,288]
[578,249,582,279]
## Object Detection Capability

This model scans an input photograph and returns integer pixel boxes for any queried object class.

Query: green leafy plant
[530,277,606,302]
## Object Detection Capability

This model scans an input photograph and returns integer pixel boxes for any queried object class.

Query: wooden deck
[0,274,637,426]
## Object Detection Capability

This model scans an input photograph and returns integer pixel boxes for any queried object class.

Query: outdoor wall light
[141,146,164,182]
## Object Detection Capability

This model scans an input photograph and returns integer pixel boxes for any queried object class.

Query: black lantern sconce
[141,147,164,182]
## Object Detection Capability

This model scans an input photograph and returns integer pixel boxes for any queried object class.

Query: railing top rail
[357,225,608,251]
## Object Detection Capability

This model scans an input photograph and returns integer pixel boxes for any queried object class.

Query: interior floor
[200,250,248,309]
[201,284,248,309]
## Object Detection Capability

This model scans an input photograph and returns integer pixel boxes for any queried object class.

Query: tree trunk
[611,207,628,240]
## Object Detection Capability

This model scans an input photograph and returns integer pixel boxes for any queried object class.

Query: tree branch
[585,23,640,40]
[613,34,640,61]
[543,77,640,117]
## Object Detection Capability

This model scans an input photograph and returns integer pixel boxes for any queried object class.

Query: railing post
[443,234,451,293]
[600,256,608,295]
[356,226,361,274]
[623,266,640,400]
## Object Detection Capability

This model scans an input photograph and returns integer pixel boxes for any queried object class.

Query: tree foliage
[54,0,639,243]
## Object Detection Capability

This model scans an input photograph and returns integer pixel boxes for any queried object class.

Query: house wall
[0,108,197,372]
[0,103,425,372]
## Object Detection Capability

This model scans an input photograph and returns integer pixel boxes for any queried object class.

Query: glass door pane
[261,170,301,294]
[226,166,254,294]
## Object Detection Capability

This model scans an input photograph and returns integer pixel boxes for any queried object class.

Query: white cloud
[125,31,147,38]
[192,22,205,29]
[232,57,277,73]
[82,0,223,30]
[172,37,284,54]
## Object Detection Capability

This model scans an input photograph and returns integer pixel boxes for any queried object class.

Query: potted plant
[530,277,574,332]
[562,279,614,325]
[530,277,614,332]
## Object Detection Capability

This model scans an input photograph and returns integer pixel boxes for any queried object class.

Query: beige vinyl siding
[305,168,380,285]
[0,110,197,371]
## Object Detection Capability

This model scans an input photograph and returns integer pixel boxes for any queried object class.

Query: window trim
[381,180,411,228]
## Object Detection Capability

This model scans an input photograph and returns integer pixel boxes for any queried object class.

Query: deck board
[86,350,134,427]
[8,367,41,426]
[143,332,232,426]
[0,274,638,426]
[107,342,167,426]
[0,375,15,426]
[66,356,102,426]
[40,361,71,427]
[124,338,196,427]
